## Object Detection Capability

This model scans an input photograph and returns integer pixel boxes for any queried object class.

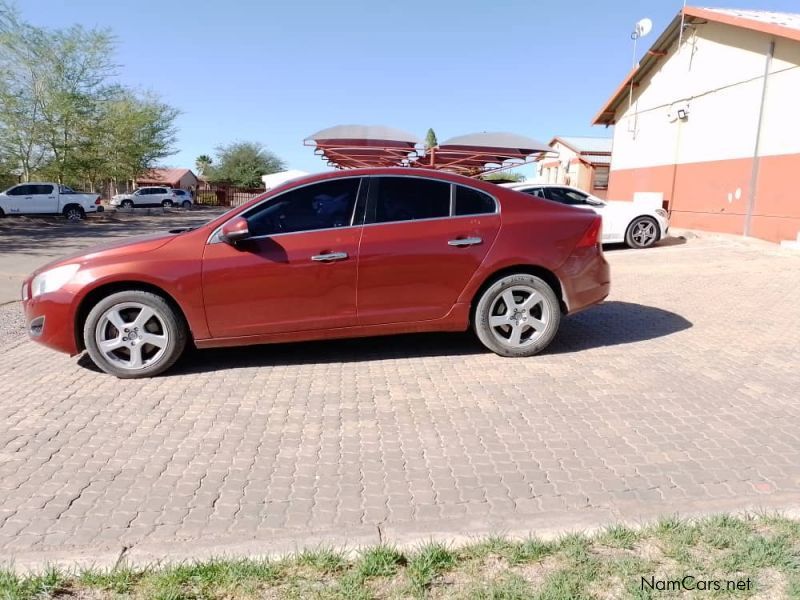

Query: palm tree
[195,154,213,176]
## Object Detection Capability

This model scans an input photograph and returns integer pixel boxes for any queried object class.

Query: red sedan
[21,169,610,378]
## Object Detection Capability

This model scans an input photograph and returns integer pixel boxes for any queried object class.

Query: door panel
[202,228,361,338]
[30,184,57,213]
[357,215,500,325]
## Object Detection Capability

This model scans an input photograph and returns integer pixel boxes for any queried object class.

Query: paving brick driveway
[1,231,799,566]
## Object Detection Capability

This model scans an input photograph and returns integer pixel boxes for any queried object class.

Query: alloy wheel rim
[95,302,169,370]
[488,285,550,348]
[632,221,656,246]
[66,209,81,221]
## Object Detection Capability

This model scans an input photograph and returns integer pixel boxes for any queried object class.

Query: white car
[170,189,194,208]
[0,183,102,220]
[110,186,177,209]
[502,183,669,248]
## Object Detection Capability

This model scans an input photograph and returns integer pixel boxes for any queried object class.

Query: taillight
[576,216,602,249]
[94,197,102,205]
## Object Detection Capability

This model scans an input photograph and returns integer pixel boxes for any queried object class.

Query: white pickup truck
[0,182,102,221]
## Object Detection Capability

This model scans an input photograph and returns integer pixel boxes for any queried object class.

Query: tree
[71,90,178,192]
[482,171,525,182]
[195,154,212,176]
[208,142,285,187]
[0,1,49,181]
[0,1,179,189]
[425,128,438,149]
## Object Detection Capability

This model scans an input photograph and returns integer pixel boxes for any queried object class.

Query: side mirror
[220,216,251,244]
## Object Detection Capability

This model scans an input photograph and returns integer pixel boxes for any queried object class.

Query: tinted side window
[7,185,31,196]
[34,184,54,195]
[455,185,496,216]
[245,178,360,237]
[521,187,546,199]
[371,177,450,223]
[545,188,588,205]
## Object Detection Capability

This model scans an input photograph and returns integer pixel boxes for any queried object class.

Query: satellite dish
[634,18,653,39]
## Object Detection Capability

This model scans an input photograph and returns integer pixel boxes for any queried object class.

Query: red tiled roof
[136,168,197,185]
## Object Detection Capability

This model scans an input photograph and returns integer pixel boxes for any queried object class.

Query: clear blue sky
[17,0,800,174]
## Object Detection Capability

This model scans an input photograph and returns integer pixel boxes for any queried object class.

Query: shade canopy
[305,125,555,176]
[305,125,421,169]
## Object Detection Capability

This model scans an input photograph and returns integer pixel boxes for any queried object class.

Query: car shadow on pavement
[76,300,692,376]
[603,235,688,252]
[546,300,692,354]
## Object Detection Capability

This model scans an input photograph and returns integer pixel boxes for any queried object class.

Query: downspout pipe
[745,40,775,237]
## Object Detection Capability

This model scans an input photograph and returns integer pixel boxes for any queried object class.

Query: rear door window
[368,176,451,224]
[7,185,33,196]
[545,187,589,205]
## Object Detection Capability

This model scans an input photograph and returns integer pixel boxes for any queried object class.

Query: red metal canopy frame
[305,126,557,177]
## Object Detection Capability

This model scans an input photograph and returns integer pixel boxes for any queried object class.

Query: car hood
[31,232,179,276]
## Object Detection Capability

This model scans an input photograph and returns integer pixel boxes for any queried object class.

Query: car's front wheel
[83,290,188,378]
[474,273,561,357]
[625,216,659,248]
[121,199,134,209]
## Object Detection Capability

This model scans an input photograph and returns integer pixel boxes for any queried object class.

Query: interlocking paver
[1,235,800,560]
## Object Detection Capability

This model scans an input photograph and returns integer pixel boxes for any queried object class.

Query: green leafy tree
[0,1,49,181]
[195,154,212,176]
[425,128,438,149]
[0,1,179,190]
[482,171,525,182]
[208,141,285,187]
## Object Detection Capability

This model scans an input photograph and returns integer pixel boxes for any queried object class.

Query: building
[537,136,613,198]
[593,7,800,243]
[136,168,199,192]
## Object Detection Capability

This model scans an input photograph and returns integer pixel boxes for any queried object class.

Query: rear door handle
[448,237,482,247]
[311,251,348,262]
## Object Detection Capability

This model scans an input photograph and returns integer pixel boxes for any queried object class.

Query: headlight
[31,264,80,298]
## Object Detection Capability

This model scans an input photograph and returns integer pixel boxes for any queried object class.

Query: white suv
[110,187,176,208]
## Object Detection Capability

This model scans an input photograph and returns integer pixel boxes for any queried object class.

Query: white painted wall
[610,21,800,172]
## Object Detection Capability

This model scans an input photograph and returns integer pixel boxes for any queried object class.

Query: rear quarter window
[455,185,496,216]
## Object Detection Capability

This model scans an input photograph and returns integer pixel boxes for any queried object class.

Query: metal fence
[195,185,263,207]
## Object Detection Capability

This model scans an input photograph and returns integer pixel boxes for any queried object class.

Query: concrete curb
[4,496,800,575]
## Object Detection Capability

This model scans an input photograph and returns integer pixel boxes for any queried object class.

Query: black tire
[63,205,85,221]
[83,290,188,378]
[181,200,192,209]
[162,199,173,208]
[121,199,134,209]
[474,273,561,357]
[625,216,659,249]
[0,207,5,217]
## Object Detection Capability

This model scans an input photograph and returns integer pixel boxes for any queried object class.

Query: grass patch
[2,514,799,599]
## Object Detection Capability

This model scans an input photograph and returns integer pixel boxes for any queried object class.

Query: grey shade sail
[306,125,420,146]
[439,132,551,154]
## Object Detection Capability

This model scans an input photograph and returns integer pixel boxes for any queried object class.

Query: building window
[593,167,609,190]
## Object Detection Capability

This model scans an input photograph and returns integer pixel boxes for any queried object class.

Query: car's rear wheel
[474,274,561,357]
[162,199,173,208]
[121,199,134,209]
[63,205,85,221]
[181,200,192,209]
[83,290,187,378]
[625,216,659,248]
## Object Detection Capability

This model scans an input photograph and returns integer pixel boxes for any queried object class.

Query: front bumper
[21,287,80,355]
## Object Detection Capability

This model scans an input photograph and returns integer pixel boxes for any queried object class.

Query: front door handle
[311,251,348,262]
[448,237,482,247]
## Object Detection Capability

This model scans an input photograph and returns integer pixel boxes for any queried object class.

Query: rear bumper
[21,290,80,355]
[558,248,611,314]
